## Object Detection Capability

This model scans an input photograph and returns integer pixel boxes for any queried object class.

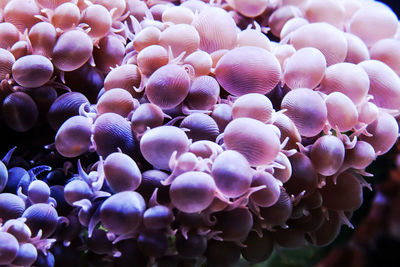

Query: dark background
[381,0,400,14]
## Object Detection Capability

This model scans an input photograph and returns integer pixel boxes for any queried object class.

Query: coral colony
[0,0,399,266]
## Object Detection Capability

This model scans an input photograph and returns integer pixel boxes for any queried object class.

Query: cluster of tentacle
[0,0,400,266]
